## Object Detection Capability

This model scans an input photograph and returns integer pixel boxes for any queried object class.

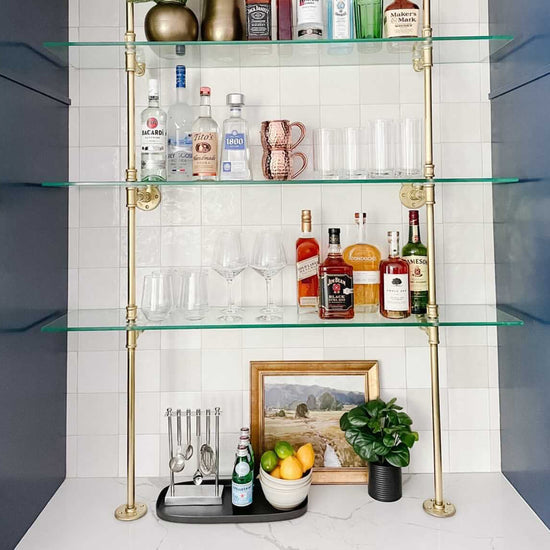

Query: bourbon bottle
[319,228,354,319]
[384,0,420,38]
[296,210,320,313]
[379,231,410,319]
[343,213,381,313]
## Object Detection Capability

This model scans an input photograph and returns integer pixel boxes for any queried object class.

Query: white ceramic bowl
[259,468,312,511]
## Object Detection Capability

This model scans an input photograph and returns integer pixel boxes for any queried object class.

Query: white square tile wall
[67,0,499,478]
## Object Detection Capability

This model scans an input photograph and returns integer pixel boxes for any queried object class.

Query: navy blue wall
[0,1,68,548]
[490,0,550,528]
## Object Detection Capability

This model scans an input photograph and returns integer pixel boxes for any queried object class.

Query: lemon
[261,450,278,473]
[279,456,303,480]
[274,440,295,460]
[270,466,282,479]
[296,443,315,473]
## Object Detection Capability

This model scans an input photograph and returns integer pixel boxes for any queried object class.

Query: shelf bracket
[137,185,162,211]
[399,183,427,209]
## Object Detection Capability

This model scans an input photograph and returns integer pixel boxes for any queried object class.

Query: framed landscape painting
[250,361,380,484]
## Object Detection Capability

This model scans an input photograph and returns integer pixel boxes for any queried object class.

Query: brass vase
[144,0,199,42]
[202,0,243,41]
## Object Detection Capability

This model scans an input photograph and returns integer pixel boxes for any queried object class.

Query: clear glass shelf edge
[41,178,520,188]
[41,306,524,333]
[43,35,514,69]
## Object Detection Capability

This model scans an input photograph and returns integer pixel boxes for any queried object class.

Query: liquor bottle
[296,210,320,313]
[384,0,420,38]
[232,444,253,507]
[220,93,251,181]
[354,0,382,39]
[379,231,411,319]
[141,79,167,181]
[192,87,220,181]
[328,0,354,40]
[296,0,324,40]
[277,0,293,40]
[402,210,428,314]
[167,65,193,182]
[343,213,381,313]
[246,0,272,40]
[319,228,354,319]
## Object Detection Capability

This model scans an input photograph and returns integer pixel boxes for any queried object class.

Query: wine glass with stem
[250,231,287,321]
[211,230,247,321]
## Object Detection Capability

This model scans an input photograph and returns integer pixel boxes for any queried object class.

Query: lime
[274,441,295,460]
[260,450,278,473]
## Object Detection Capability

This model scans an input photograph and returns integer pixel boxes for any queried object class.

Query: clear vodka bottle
[220,93,251,181]
[167,65,194,181]
[192,87,220,181]
[140,79,167,181]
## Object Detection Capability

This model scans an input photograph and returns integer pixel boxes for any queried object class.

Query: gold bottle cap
[301,210,312,232]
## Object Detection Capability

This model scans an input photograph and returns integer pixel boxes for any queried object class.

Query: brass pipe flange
[137,185,161,211]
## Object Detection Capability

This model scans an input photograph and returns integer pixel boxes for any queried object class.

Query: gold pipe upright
[421,0,456,518]
[115,0,147,521]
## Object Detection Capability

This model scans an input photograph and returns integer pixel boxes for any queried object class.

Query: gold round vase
[144,0,199,42]
[202,0,243,42]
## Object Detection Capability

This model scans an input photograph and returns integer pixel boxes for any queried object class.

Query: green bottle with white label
[232,444,253,507]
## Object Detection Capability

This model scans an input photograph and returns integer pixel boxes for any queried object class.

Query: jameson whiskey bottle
[343,213,381,313]
[319,228,354,319]
[379,231,410,319]
[296,210,320,313]
[402,210,428,314]
[384,0,420,38]
[192,87,220,181]
[232,444,253,508]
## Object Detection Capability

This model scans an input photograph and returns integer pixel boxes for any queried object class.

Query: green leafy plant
[340,398,419,468]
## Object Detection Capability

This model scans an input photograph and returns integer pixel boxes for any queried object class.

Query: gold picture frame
[250,360,380,485]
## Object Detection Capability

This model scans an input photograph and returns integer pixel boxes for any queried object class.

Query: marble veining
[16,474,549,549]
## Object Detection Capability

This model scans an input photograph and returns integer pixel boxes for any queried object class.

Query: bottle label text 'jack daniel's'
[384,9,420,38]
[320,274,354,313]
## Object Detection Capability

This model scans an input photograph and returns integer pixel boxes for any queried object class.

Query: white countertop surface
[16,473,549,549]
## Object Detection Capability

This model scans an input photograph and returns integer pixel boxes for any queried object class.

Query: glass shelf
[41,178,520,188]
[41,305,523,333]
[44,36,514,70]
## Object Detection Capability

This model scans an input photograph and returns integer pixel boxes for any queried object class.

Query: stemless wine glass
[181,270,209,321]
[250,231,287,321]
[370,119,397,177]
[211,230,247,321]
[141,272,174,322]
[313,128,341,179]
[398,118,422,176]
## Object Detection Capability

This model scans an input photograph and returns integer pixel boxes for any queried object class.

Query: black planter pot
[368,462,402,502]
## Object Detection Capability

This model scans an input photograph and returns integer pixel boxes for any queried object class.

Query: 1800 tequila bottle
[220,93,251,181]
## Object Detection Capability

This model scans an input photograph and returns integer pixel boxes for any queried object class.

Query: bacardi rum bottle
[384,0,420,38]
[379,231,410,319]
[141,79,167,181]
[192,87,220,181]
[343,213,381,313]
[319,228,354,319]
[402,210,428,314]
[296,210,320,313]
[232,444,253,507]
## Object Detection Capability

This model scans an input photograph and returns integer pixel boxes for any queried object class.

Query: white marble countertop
[17,474,549,550]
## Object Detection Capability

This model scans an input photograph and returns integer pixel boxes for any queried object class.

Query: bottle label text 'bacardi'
[142,117,166,153]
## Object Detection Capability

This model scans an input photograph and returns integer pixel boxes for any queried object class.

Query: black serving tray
[156,479,308,524]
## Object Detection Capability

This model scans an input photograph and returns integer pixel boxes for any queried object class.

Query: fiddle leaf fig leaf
[397,412,413,426]
[352,432,378,462]
[347,407,369,427]
[365,399,386,418]
[383,434,395,447]
[340,412,351,431]
[385,443,410,468]
[400,430,419,448]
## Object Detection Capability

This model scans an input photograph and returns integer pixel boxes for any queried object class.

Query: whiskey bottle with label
[343,213,381,313]
[245,0,272,40]
[379,231,410,319]
[319,228,354,319]
[192,87,220,181]
[402,210,428,314]
[384,0,420,38]
[296,210,320,313]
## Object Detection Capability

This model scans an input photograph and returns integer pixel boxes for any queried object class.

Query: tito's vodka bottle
[296,209,320,313]
[379,231,410,319]
[167,65,193,181]
[141,79,167,181]
[192,87,220,181]
[220,93,251,181]
[319,228,354,319]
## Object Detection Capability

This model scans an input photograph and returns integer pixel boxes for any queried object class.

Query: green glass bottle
[240,427,255,472]
[232,444,253,507]
[402,210,428,315]
[354,0,382,39]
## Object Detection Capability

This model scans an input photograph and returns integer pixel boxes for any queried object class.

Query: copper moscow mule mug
[262,150,308,180]
[260,120,307,150]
